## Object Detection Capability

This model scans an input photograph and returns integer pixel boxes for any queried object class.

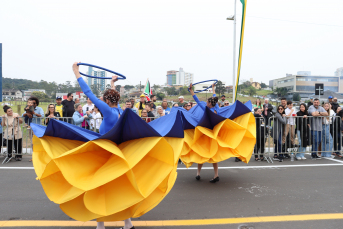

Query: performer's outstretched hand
[212,83,216,94]
[189,83,195,96]
[72,62,82,79]
[111,75,119,90]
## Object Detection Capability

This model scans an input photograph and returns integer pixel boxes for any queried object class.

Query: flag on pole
[234,0,247,101]
[144,79,152,101]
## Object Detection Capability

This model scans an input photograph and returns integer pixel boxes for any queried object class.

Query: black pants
[254,127,265,158]
[6,138,22,158]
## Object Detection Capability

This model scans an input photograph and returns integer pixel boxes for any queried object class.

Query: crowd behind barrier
[1,97,343,164]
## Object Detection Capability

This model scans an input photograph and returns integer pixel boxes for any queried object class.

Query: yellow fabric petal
[40,170,84,204]
[53,140,130,191]
[60,194,103,222]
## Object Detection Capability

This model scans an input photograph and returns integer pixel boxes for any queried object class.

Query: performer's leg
[197,164,203,176]
[213,163,218,178]
[96,222,105,229]
[124,218,133,229]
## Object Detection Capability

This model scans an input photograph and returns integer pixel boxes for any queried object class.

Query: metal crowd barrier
[254,115,343,163]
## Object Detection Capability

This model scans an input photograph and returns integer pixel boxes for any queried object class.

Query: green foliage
[274,87,288,96]
[164,87,179,96]
[260,82,267,88]
[216,80,226,96]
[156,92,166,100]
[247,86,257,96]
[293,93,301,101]
[1,77,84,97]
[91,84,102,97]
[31,91,50,102]
[115,85,121,92]
[124,85,134,90]
[179,86,189,95]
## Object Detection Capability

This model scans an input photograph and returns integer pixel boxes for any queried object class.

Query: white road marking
[177,163,343,170]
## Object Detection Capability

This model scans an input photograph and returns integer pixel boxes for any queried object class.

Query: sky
[1,0,342,86]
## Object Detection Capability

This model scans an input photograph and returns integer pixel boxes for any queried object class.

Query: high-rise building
[86,67,107,91]
[166,68,193,86]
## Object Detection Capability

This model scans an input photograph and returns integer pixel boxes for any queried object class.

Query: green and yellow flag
[235,0,247,101]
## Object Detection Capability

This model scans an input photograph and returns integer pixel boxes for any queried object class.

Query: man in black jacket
[262,98,273,127]
[331,97,339,113]
[62,93,75,123]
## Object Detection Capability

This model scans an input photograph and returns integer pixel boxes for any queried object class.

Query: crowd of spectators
[253,96,343,162]
[2,91,343,163]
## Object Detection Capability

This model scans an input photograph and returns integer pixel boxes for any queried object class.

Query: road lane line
[1,213,343,227]
[178,163,343,170]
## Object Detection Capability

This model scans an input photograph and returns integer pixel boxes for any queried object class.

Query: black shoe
[235,158,241,162]
[279,158,283,162]
[195,175,200,180]
[260,157,264,161]
[210,177,219,183]
[315,155,321,159]
[119,227,135,229]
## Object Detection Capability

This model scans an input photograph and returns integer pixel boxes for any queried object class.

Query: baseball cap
[310,97,313,99]
[140,94,145,98]
[328,96,333,99]
[56,96,62,100]
[178,96,184,99]
[221,95,226,97]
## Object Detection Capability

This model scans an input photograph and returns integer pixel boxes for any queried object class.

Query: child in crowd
[23,99,34,127]
[283,100,297,148]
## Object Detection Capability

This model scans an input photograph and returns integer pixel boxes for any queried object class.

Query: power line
[247,16,343,27]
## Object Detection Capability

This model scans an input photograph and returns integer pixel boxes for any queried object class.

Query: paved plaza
[1,154,343,229]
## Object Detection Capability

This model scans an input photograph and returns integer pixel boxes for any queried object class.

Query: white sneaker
[301,156,306,160]
[296,157,301,160]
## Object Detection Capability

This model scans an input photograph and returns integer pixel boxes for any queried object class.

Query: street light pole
[233,0,237,104]
[227,0,237,104]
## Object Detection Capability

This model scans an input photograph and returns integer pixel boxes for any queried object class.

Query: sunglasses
[278,108,283,110]
[224,103,229,105]
[49,107,54,109]
[187,105,191,107]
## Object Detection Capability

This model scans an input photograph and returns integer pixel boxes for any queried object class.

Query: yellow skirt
[180,112,256,167]
[32,135,183,222]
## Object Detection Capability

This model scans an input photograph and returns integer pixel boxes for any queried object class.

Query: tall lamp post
[227,0,236,104]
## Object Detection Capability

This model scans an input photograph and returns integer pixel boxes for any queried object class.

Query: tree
[31,91,50,101]
[124,85,134,91]
[248,86,257,96]
[115,85,121,92]
[156,92,166,100]
[274,87,288,97]
[91,84,102,97]
[152,84,160,92]
[179,86,189,95]
[293,93,301,101]
[260,82,267,89]
[215,81,225,96]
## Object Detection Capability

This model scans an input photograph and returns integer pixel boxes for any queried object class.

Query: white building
[166,68,194,86]
[22,89,47,101]
[2,89,23,101]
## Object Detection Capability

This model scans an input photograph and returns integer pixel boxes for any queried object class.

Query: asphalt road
[1,154,343,229]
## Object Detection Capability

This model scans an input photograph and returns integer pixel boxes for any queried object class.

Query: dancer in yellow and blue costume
[173,83,256,183]
[30,63,183,229]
